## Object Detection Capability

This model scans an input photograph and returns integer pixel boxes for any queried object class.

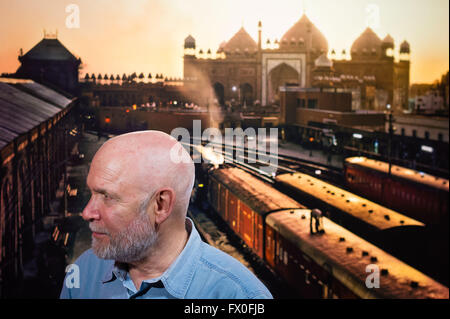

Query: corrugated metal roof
[275,172,424,230]
[0,78,72,150]
[16,82,72,109]
[345,157,449,192]
[0,126,17,149]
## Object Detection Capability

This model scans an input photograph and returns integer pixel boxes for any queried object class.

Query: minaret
[306,18,312,87]
[183,35,196,81]
[258,20,262,52]
[257,20,263,106]
[382,34,394,59]
[183,35,196,56]
[399,40,410,61]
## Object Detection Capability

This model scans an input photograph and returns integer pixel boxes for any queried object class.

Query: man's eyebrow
[92,187,119,199]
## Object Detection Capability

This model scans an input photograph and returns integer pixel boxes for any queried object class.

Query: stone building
[333,29,410,113]
[183,14,410,113]
[14,34,81,96]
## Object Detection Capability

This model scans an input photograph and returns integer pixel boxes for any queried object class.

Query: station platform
[278,140,344,170]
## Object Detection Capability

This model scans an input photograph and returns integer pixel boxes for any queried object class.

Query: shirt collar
[101,218,203,299]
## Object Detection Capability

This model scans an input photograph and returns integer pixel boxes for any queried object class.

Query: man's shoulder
[73,248,98,265]
[194,242,272,299]
[72,248,114,276]
[199,243,248,273]
[60,249,114,299]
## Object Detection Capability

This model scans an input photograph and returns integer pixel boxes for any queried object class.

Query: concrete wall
[296,108,385,129]
[98,107,211,134]
[389,115,449,142]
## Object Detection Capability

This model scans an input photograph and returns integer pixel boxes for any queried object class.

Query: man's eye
[102,193,110,200]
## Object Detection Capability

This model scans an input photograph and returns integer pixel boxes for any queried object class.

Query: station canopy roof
[0,78,74,149]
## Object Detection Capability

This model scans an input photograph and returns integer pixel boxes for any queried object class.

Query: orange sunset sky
[0,0,448,84]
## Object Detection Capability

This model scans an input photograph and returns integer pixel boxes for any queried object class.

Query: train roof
[210,167,304,214]
[345,157,449,192]
[266,209,449,299]
[275,172,424,230]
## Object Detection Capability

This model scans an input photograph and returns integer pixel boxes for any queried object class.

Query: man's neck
[127,224,189,291]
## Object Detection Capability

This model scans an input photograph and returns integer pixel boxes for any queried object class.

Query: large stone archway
[240,83,253,105]
[213,82,225,106]
[268,63,299,104]
[261,52,306,106]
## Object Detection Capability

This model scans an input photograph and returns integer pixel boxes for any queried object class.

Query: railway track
[184,139,344,187]
[187,203,297,299]
[190,137,342,179]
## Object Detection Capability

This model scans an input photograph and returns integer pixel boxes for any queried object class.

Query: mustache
[89,223,110,235]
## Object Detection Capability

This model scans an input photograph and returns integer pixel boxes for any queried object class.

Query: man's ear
[153,188,176,225]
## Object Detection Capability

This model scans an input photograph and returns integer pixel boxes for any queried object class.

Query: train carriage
[205,167,449,299]
[209,168,301,259]
[266,209,449,299]
[274,171,448,285]
[274,172,424,236]
[344,157,449,226]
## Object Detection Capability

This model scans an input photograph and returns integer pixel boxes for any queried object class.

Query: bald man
[60,131,272,299]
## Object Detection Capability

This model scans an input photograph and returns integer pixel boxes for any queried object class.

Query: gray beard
[90,209,158,263]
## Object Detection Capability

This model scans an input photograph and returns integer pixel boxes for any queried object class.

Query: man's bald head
[91,130,195,219]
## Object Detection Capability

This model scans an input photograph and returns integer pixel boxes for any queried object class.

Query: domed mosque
[279,14,328,53]
[183,13,410,112]
[222,27,258,55]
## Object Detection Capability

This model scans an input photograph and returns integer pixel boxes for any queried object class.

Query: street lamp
[232,85,241,106]
[353,133,363,156]
[387,104,393,176]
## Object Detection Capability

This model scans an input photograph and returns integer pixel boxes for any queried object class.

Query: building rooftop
[19,38,79,62]
[280,14,328,52]
[0,78,74,149]
[223,27,258,53]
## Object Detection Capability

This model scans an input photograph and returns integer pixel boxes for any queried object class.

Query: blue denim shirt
[60,218,273,299]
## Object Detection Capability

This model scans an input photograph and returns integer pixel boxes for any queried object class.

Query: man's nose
[82,196,100,221]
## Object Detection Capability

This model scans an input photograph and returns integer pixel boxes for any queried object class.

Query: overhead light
[421,145,433,153]
[349,157,365,163]
[353,133,363,139]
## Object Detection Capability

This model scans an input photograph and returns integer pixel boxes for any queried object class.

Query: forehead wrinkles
[88,150,130,188]
[87,162,116,190]
[95,150,154,194]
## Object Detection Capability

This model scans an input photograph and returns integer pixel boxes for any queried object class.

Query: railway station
[0,1,449,301]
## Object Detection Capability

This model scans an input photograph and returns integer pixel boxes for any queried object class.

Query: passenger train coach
[203,167,448,299]
[344,157,449,227]
[274,171,447,286]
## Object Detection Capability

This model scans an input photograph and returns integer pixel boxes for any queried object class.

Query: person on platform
[60,130,272,299]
